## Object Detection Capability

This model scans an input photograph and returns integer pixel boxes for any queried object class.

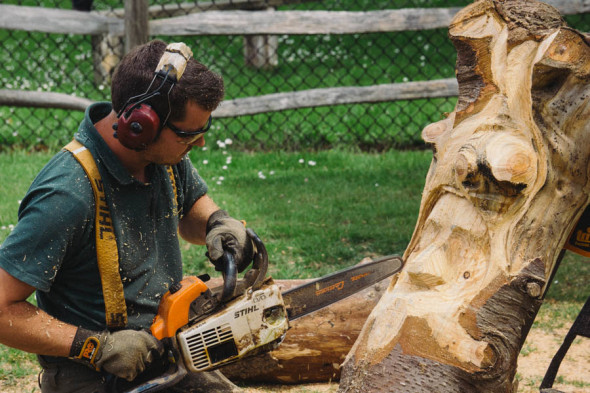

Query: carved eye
[454,134,537,212]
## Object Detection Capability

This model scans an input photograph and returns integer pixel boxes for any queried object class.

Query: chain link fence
[1,0,589,151]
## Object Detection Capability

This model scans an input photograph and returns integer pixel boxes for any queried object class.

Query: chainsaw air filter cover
[176,284,288,372]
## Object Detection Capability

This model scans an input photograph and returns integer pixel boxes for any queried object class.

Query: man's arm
[178,193,220,244]
[0,267,76,357]
[0,267,164,381]
[179,194,254,273]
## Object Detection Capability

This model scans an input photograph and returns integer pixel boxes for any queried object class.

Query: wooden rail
[0,0,587,114]
[106,0,316,19]
[0,78,459,117]
[0,90,93,111]
[214,79,459,117]
[2,0,588,36]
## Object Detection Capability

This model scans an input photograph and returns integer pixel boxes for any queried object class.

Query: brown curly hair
[111,40,224,123]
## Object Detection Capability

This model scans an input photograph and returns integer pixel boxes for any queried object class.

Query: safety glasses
[166,115,212,145]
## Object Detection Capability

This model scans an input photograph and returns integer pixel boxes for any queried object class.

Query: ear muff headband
[112,43,194,151]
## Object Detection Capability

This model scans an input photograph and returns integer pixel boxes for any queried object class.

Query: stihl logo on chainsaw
[234,305,260,319]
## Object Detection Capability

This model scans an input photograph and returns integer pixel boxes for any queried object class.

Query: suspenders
[63,140,178,329]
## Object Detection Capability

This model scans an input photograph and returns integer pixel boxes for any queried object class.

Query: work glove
[69,327,164,381]
[206,209,254,273]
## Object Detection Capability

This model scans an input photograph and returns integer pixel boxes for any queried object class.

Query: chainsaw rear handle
[121,341,188,393]
[244,228,268,291]
[218,228,268,301]
[219,253,237,302]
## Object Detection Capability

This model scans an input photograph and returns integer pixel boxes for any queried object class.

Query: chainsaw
[123,229,403,392]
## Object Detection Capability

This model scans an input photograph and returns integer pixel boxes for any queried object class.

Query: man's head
[111,40,224,147]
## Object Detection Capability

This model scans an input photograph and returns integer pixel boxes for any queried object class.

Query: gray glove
[206,209,254,273]
[69,327,164,381]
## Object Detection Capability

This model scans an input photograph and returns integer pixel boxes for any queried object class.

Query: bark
[339,1,590,392]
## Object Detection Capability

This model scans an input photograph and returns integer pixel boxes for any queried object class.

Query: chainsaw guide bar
[282,255,403,321]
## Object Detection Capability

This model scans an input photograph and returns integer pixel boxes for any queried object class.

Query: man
[0,40,251,392]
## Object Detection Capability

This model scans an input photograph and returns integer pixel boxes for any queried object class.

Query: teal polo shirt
[0,102,208,331]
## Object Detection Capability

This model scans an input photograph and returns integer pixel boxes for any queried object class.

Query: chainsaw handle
[218,228,268,302]
[244,228,268,291]
[219,253,237,302]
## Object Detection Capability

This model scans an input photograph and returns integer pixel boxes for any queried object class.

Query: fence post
[91,0,147,87]
[92,34,123,87]
[124,0,149,53]
[243,7,278,69]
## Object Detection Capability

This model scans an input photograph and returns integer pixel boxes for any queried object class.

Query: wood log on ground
[202,267,393,383]
[338,1,590,392]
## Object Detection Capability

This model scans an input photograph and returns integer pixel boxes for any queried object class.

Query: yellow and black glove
[69,327,164,381]
[206,209,254,273]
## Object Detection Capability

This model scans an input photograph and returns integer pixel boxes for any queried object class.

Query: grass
[184,146,430,278]
[1,146,589,389]
[0,146,432,279]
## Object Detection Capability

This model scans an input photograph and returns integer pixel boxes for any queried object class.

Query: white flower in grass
[308,160,316,166]
[298,158,304,164]
[258,171,266,179]
[202,160,209,165]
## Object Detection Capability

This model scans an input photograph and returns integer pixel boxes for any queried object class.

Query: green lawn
[0,147,588,389]
[1,146,587,293]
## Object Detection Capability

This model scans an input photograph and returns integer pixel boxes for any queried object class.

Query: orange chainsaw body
[150,276,209,340]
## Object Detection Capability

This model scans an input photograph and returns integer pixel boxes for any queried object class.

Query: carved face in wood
[347,0,590,378]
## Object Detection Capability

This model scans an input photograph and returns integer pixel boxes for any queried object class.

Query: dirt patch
[516,326,590,393]
[2,325,588,393]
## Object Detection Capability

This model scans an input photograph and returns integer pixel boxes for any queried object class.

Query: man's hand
[69,328,164,381]
[206,210,254,273]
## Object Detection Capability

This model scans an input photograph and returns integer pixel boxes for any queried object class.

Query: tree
[338,1,590,392]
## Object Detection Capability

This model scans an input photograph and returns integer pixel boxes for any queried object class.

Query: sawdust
[1,325,588,393]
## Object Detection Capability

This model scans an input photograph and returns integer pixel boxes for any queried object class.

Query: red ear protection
[112,43,193,150]
[112,104,161,151]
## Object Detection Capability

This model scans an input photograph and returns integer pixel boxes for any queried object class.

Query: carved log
[203,270,392,383]
[339,1,590,392]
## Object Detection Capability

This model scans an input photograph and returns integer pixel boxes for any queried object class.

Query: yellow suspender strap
[166,165,179,216]
[64,140,128,329]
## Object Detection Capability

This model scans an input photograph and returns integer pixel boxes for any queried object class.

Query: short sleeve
[174,156,208,217]
[0,152,94,291]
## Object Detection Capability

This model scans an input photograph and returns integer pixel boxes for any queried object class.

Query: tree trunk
[207,271,392,383]
[339,1,590,392]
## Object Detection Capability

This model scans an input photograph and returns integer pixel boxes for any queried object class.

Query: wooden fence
[0,0,588,119]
